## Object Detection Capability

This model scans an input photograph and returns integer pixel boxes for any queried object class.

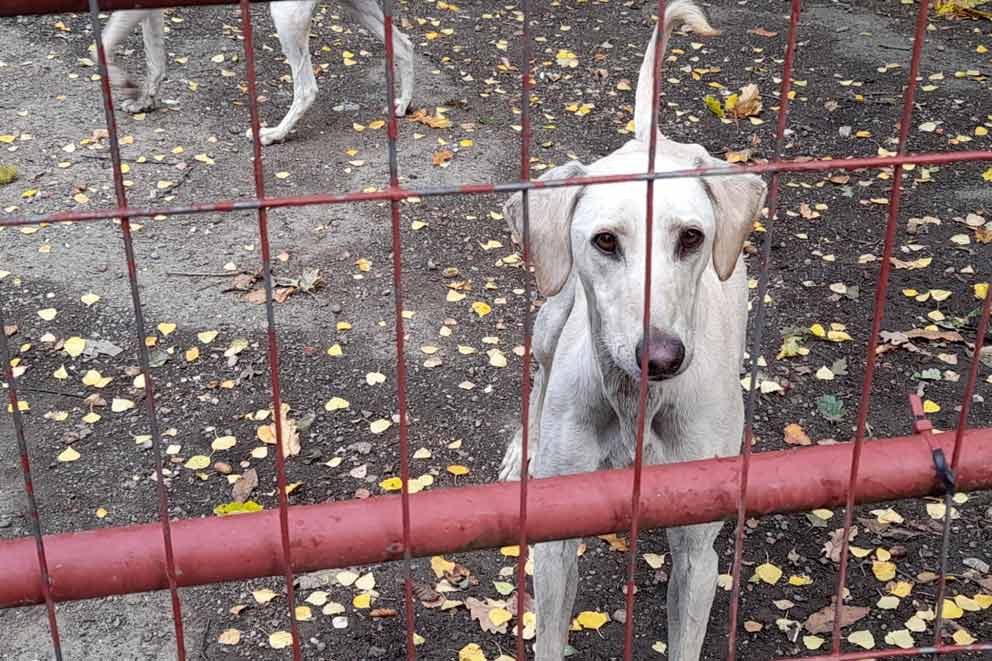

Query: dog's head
[504,147,765,382]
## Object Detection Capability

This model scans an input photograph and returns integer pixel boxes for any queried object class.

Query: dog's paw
[257,127,284,146]
[121,95,157,114]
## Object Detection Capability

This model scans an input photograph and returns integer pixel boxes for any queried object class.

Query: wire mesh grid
[1,0,991,660]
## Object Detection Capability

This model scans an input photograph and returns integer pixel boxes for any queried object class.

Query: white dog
[498,3,767,659]
[101,0,414,145]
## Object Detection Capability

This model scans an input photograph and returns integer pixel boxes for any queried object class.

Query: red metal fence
[1,0,991,660]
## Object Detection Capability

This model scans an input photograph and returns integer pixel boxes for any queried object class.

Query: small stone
[963,557,990,573]
[0,516,12,528]
[612,609,626,624]
[213,461,232,475]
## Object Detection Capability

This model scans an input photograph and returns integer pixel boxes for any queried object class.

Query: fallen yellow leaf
[63,336,86,357]
[370,419,392,434]
[325,397,350,411]
[575,610,609,630]
[217,628,241,645]
[268,631,293,649]
[754,562,782,585]
[847,630,875,650]
[942,599,963,619]
[57,446,80,462]
[184,455,210,470]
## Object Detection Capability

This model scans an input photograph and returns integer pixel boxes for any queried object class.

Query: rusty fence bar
[380,0,418,656]
[4,425,992,608]
[236,0,304,658]
[829,0,934,653]
[82,0,191,657]
[623,0,667,656]
[2,150,991,230]
[514,0,533,657]
[726,0,802,657]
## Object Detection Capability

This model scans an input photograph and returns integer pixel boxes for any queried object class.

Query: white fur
[101,0,415,145]
[499,3,766,660]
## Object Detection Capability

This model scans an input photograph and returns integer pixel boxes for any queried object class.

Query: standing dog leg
[260,1,319,145]
[343,0,414,115]
[531,422,601,660]
[665,521,722,661]
[121,10,166,113]
[499,278,576,481]
[534,538,580,660]
[102,10,149,101]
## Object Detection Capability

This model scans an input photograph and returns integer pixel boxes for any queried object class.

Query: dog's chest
[601,386,683,467]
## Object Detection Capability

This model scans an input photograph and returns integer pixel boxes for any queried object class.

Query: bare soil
[1,1,991,660]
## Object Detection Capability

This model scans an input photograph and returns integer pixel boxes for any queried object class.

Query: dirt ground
[1,0,991,659]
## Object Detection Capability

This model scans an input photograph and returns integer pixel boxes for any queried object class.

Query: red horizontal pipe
[2,426,992,607]
[2,150,991,229]
[0,0,271,16]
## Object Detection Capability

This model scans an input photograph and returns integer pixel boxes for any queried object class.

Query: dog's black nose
[635,334,685,379]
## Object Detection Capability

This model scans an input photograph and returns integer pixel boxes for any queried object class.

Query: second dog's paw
[394,97,411,117]
[257,127,284,146]
[121,96,157,114]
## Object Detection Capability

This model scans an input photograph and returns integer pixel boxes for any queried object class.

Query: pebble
[963,557,990,574]
[213,461,232,475]
[0,516,12,529]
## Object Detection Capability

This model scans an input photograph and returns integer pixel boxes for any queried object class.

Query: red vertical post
[930,280,992,646]
[0,307,63,660]
[381,1,417,657]
[85,1,187,658]
[237,2,302,659]
[830,0,933,652]
[515,0,534,658]
[726,1,802,658]
[622,1,666,657]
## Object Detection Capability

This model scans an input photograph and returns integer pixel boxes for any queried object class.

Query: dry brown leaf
[232,468,258,503]
[259,404,301,456]
[784,423,812,446]
[728,83,762,119]
[748,26,779,37]
[804,604,870,634]
[243,289,267,304]
[432,149,454,167]
[412,582,444,608]
[370,608,399,618]
[465,597,510,634]
[409,109,451,129]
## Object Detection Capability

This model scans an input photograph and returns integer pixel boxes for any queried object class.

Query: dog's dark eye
[593,232,618,255]
[679,228,704,253]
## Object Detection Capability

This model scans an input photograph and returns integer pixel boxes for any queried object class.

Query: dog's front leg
[533,539,579,660]
[121,11,166,113]
[101,10,148,101]
[665,521,722,661]
[343,0,414,116]
[260,1,319,145]
[531,411,601,660]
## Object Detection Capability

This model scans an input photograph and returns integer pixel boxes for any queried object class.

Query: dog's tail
[634,1,719,143]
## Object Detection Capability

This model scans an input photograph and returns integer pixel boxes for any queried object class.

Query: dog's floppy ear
[504,161,587,296]
[699,159,767,281]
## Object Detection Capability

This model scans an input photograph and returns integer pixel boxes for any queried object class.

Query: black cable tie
[931,448,956,495]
